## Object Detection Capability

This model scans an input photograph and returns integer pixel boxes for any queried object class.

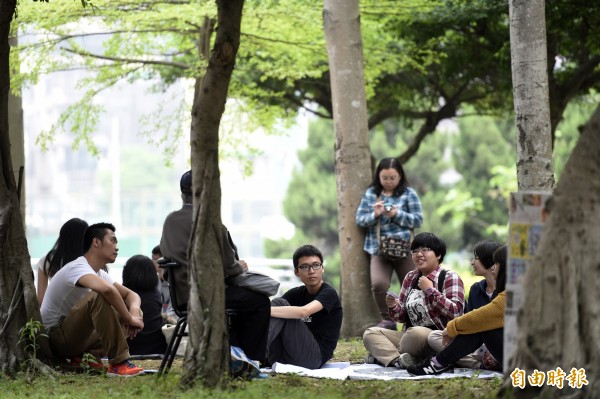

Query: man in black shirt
[267,245,343,369]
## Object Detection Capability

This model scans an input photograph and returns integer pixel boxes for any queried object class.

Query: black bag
[227,270,280,296]
[378,235,411,262]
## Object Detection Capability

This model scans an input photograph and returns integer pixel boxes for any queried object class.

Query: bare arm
[77,274,144,333]
[270,299,323,319]
[37,267,49,306]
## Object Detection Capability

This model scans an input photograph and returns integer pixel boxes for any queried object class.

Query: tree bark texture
[509,0,555,191]
[0,0,43,374]
[323,0,379,337]
[181,0,244,389]
[503,105,600,398]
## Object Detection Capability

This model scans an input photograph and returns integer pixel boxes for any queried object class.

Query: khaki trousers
[48,291,130,366]
[362,326,435,366]
[428,330,482,369]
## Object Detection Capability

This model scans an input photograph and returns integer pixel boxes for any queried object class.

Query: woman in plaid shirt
[362,233,465,369]
[355,158,423,330]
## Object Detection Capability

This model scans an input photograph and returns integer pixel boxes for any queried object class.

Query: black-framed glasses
[411,247,433,255]
[297,262,323,272]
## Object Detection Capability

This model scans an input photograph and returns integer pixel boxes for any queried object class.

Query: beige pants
[428,330,483,369]
[48,292,130,366]
[363,326,435,366]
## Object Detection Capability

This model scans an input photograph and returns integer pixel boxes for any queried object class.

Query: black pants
[225,285,270,363]
[437,328,503,367]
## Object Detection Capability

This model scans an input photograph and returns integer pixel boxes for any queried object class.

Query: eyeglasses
[380,175,399,182]
[297,262,323,272]
[411,247,433,255]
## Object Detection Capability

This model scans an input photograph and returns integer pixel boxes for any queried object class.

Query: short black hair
[411,232,447,263]
[122,255,159,292]
[83,223,116,252]
[473,240,503,269]
[292,245,323,268]
[152,245,161,256]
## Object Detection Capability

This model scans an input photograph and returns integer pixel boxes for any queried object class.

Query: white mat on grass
[265,362,503,381]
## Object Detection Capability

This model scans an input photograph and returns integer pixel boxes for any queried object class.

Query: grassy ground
[1,339,502,399]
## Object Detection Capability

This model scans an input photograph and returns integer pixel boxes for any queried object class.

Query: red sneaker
[107,360,144,377]
[69,356,107,371]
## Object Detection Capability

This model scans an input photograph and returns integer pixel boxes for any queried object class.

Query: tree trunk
[181,0,244,389]
[323,0,379,337]
[0,0,44,374]
[509,0,554,191]
[502,105,600,398]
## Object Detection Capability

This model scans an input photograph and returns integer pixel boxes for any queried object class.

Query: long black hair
[43,218,88,277]
[122,255,159,292]
[370,157,409,197]
[473,240,503,269]
[493,245,507,293]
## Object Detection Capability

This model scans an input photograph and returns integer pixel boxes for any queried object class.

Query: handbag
[376,195,413,262]
[227,270,280,296]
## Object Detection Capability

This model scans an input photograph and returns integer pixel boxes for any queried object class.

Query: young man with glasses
[267,245,343,369]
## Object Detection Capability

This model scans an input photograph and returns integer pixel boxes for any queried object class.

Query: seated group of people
[37,170,344,377]
[363,233,507,376]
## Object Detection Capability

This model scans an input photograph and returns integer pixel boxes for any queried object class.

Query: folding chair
[156,258,188,376]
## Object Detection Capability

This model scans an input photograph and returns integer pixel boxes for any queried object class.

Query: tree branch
[63,48,190,70]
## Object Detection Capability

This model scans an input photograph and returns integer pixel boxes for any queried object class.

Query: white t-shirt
[41,256,114,329]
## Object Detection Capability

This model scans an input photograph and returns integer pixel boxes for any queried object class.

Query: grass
[1,339,502,399]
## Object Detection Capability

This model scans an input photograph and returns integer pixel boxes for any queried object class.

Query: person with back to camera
[362,232,464,369]
[427,240,502,369]
[122,255,168,356]
[160,170,271,365]
[408,245,507,375]
[37,217,89,306]
[151,245,176,324]
[267,245,343,369]
[355,157,423,331]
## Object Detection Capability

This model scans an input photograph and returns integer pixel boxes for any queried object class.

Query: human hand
[239,259,248,271]
[374,201,385,217]
[417,276,434,291]
[482,351,500,370]
[441,329,452,347]
[385,291,399,308]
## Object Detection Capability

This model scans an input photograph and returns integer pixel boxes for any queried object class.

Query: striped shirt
[355,186,423,255]
[389,267,464,331]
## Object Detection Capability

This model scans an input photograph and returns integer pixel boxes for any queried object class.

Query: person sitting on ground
[267,245,343,369]
[160,169,271,364]
[37,217,89,306]
[427,240,502,369]
[151,245,176,324]
[40,223,145,377]
[363,232,464,369]
[122,255,168,356]
[408,245,507,375]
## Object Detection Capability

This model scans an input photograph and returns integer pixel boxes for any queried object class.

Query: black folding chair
[156,258,188,376]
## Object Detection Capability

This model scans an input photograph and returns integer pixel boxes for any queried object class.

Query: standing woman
[36,218,88,305]
[356,157,423,330]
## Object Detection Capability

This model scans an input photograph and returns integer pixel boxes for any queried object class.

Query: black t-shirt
[127,289,167,355]
[282,282,343,365]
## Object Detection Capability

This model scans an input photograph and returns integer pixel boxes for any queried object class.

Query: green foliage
[17,319,47,375]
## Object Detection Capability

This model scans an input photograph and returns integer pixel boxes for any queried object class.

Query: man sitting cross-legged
[267,245,343,369]
[41,223,145,377]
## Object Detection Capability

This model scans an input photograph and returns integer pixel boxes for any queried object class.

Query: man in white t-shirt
[41,223,145,377]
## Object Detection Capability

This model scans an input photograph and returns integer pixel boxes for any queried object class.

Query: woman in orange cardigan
[408,245,507,375]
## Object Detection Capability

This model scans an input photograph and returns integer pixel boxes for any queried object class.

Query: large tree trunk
[0,0,43,374]
[503,105,600,398]
[509,0,554,191]
[323,0,379,337]
[181,0,244,389]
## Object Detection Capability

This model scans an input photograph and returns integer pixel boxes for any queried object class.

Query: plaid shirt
[389,267,464,331]
[355,187,423,255]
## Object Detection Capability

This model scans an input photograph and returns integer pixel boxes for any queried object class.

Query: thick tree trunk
[509,0,554,191]
[0,0,44,374]
[502,105,600,398]
[323,0,379,337]
[181,0,244,389]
